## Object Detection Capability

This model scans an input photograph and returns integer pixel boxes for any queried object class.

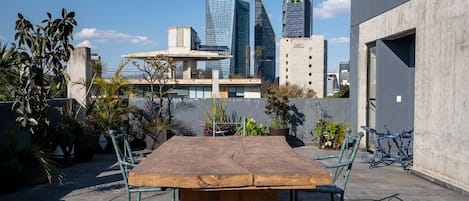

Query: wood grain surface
[128,136,331,189]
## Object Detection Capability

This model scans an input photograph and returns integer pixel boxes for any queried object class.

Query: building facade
[282,0,312,38]
[350,0,469,192]
[254,0,276,83]
[339,60,350,86]
[206,0,250,79]
[279,36,327,98]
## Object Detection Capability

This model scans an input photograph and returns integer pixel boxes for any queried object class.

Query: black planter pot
[20,158,47,186]
[0,172,19,194]
[49,142,75,167]
[75,135,98,163]
[268,127,290,137]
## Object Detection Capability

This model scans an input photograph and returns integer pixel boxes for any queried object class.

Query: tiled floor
[1,145,467,201]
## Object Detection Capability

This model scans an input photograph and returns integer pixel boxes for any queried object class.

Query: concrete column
[211,69,220,98]
[67,47,91,107]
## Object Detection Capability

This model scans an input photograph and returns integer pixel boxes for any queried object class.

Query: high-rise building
[206,0,250,79]
[254,0,276,83]
[282,0,312,38]
[339,60,350,86]
[279,36,327,98]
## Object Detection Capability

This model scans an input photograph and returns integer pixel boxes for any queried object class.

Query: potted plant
[236,117,267,136]
[203,98,237,136]
[265,87,291,137]
[315,119,348,149]
[90,61,135,152]
[0,130,62,191]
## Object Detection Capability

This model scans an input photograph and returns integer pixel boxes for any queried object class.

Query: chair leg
[137,192,141,201]
[340,192,344,201]
[330,193,334,201]
[171,189,175,201]
[127,192,131,201]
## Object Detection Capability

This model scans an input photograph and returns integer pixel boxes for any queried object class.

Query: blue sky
[0,0,350,74]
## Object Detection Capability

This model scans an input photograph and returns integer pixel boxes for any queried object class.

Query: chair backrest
[109,129,136,189]
[331,132,364,191]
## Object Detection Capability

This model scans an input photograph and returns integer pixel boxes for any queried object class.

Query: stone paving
[0,145,467,201]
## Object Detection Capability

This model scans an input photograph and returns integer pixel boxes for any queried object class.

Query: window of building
[286,68,288,72]
[309,73,312,76]
[286,61,288,65]
[309,56,312,59]
[228,87,244,98]
[309,81,312,85]
[309,64,312,68]
[286,54,288,58]
[286,75,288,79]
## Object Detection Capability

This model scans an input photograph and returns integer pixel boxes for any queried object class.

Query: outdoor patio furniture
[361,126,414,170]
[296,132,364,201]
[127,136,332,201]
[109,130,175,201]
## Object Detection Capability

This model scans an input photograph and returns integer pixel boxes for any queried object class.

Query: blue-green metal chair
[109,130,175,201]
[296,131,364,201]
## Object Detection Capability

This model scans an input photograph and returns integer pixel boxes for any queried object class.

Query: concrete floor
[0,145,467,201]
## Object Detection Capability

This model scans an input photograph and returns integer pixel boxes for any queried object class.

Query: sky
[0,0,350,74]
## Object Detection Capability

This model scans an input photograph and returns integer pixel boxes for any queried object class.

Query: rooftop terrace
[1,145,467,201]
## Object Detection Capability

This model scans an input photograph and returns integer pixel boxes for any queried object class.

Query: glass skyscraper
[282,0,312,38]
[206,0,250,79]
[254,0,276,83]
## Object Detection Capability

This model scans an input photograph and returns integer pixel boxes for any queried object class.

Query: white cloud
[314,0,350,19]
[0,35,5,40]
[75,28,154,45]
[76,40,95,48]
[328,37,350,44]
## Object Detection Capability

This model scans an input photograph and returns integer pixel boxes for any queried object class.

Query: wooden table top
[128,136,332,190]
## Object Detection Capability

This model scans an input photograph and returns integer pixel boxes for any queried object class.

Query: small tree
[133,55,176,149]
[265,87,291,129]
[12,9,77,136]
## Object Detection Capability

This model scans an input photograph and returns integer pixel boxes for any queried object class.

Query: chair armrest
[119,160,138,168]
[313,154,340,160]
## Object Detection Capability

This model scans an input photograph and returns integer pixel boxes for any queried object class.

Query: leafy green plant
[265,87,291,129]
[90,61,135,132]
[0,130,63,184]
[236,117,267,136]
[12,9,77,136]
[315,119,349,149]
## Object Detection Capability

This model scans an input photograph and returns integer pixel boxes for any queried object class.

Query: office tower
[254,0,276,83]
[279,36,327,98]
[206,0,250,78]
[282,0,312,38]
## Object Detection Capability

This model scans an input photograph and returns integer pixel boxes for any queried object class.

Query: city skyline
[0,0,351,74]
[254,0,276,82]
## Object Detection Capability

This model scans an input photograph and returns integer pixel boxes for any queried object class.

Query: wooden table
[128,136,332,201]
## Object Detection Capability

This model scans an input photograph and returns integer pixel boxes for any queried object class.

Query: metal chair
[109,130,175,201]
[296,132,364,201]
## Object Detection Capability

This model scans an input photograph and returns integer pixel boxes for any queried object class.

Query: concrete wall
[351,0,469,192]
[279,36,326,97]
[129,98,351,144]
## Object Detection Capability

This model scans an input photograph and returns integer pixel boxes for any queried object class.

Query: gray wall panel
[375,37,415,133]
